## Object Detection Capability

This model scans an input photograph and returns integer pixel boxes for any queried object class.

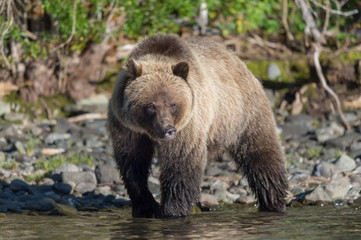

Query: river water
[1,206,360,239]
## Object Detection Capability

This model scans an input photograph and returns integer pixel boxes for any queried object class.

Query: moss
[2,92,73,120]
[245,56,310,86]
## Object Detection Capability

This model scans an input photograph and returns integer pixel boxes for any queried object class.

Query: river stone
[200,193,218,207]
[350,142,361,152]
[353,166,361,173]
[95,164,120,184]
[53,183,73,195]
[66,94,108,114]
[211,180,229,192]
[312,162,339,178]
[315,122,344,142]
[38,178,55,186]
[305,185,331,202]
[62,171,97,186]
[334,154,356,171]
[324,177,351,200]
[10,179,30,192]
[25,197,56,211]
[55,203,78,215]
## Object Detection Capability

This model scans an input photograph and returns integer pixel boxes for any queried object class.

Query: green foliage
[122,0,199,38]
[36,153,94,172]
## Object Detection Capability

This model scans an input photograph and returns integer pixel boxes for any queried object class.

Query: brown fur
[107,34,288,218]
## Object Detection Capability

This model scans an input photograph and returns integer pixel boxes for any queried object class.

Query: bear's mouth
[164,129,176,139]
[157,126,177,140]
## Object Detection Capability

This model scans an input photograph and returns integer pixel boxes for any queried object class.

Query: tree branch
[313,44,351,130]
[310,0,358,16]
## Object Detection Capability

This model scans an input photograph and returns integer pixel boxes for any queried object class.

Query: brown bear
[107,34,288,218]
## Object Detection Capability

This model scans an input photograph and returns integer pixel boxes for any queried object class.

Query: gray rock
[62,171,97,186]
[148,177,160,195]
[357,124,361,134]
[95,164,120,184]
[353,166,361,173]
[84,137,103,148]
[74,182,96,194]
[0,125,24,138]
[326,132,361,149]
[206,165,223,177]
[94,186,112,196]
[53,183,72,195]
[200,193,218,207]
[45,133,71,145]
[55,203,77,215]
[286,114,314,129]
[267,63,281,81]
[312,162,339,178]
[25,197,56,211]
[305,185,331,202]
[334,154,356,171]
[211,180,229,192]
[15,154,32,163]
[52,163,80,174]
[350,142,361,152]
[316,124,344,142]
[324,177,351,200]
[10,179,30,192]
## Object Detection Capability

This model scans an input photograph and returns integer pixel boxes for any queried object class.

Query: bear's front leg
[158,144,206,217]
[108,114,159,218]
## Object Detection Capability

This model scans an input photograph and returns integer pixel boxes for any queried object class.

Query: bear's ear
[124,59,142,81]
[172,62,189,80]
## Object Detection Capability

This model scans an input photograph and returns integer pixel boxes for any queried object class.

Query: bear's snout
[158,126,177,140]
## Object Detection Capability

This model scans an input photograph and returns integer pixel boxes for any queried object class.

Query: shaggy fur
[107,34,288,218]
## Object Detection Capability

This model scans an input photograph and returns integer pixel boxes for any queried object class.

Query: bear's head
[121,59,194,140]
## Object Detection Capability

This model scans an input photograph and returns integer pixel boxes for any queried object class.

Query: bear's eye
[169,103,177,113]
[145,104,156,115]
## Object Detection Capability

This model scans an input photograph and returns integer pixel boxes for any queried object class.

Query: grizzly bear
[107,34,288,218]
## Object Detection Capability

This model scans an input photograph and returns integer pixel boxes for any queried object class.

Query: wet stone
[10,179,30,192]
[25,197,56,211]
[148,177,160,195]
[53,183,73,195]
[0,199,22,212]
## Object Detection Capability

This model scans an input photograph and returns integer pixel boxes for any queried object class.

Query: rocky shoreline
[1,97,361,215]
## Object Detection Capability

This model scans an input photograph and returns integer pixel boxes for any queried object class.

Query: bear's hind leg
[230,125,288,212]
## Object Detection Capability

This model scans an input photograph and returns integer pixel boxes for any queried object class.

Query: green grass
[2,161,18,170]
[36,153,95,172]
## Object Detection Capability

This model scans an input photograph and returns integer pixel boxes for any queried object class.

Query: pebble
[1,109,361,213]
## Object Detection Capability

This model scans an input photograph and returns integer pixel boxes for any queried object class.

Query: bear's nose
[163,126,177,139]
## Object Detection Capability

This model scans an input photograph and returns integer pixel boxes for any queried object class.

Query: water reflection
[1,206,361,240]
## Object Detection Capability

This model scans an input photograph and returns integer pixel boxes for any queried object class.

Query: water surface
[1,206,360,239]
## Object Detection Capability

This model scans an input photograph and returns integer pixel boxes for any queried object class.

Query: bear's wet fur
[107,34,288,218]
